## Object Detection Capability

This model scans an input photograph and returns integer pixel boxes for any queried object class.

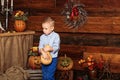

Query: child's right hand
[43,44,53,52]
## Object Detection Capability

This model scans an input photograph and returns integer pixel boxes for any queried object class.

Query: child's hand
[40,48,50,60]
[42,53,49,59]
[44,44,53,52]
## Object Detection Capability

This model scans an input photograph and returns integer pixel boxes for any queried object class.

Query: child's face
[42,22,54,35]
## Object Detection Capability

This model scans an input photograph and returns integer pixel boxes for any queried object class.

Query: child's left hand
[40,48,50,59]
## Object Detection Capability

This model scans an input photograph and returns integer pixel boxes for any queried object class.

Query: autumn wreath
[61,0,87,28]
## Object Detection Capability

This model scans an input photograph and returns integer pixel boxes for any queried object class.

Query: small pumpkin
[14,20,26,32]
[57,54,73,70]
[28,56,41,69]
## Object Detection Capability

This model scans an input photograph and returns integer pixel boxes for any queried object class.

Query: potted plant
[78,55,105,80]
[13,10,28,32]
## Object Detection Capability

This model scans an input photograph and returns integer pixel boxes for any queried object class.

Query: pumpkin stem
[65,54,67,59]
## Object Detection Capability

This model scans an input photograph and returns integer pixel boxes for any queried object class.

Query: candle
[11,0,13,6]
[1,0,4,6]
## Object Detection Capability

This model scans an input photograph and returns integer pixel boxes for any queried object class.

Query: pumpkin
[14,20,26,32]
[57,54,73,70]
[40,44,52,65]
[28,56,41,69]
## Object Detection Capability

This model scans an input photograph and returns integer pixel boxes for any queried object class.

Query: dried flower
[78,55,104,71]
[13,10,28,21]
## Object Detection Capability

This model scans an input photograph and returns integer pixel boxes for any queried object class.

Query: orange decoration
[14,20,26,32]
[57,55,73,71]
[28,56,41,69]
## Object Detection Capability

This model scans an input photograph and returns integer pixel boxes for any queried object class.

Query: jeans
[42,58,57,80]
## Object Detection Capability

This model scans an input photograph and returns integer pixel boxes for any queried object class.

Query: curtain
[0,31,35,73]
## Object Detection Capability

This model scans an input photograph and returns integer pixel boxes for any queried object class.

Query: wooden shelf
[0,31,35,37]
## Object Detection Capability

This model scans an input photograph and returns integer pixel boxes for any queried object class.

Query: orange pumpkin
[28,56,41,69]
[57,55,73,71]
[14,20,26,32]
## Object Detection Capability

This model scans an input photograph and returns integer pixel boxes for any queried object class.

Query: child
[38,17,60,80]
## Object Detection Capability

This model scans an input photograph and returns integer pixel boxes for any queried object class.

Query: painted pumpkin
[57,54,73,70]
[14,20,26,32]
[28,56,41,69]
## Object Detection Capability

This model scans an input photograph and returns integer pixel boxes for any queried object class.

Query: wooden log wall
[59,44,120,73]
[1,0,120,73]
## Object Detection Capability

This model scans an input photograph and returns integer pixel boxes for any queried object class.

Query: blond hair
[42,17,55,27]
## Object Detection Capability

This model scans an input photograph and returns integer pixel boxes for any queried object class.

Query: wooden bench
[26,69,42,80]
[55,70,73,80]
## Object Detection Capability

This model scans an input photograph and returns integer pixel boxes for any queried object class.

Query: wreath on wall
[61,0,87,29]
